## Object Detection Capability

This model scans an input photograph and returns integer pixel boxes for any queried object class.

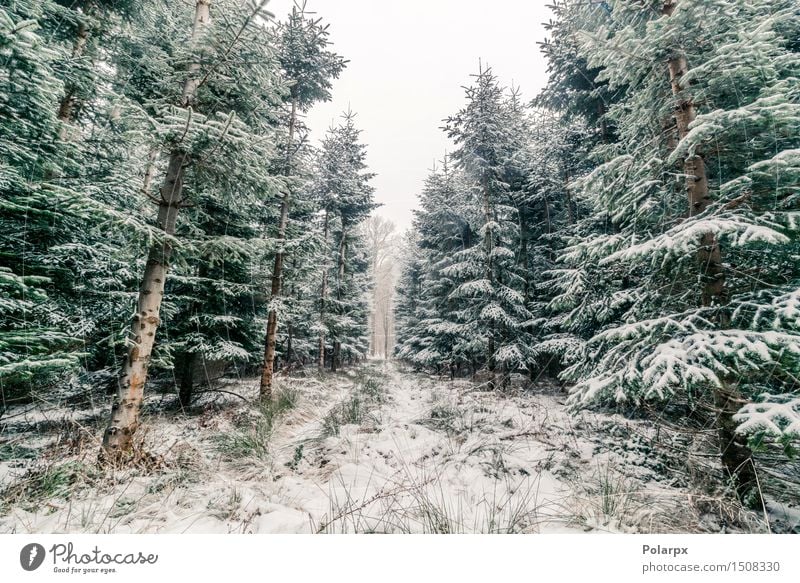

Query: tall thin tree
[101,0,212,456]
[260,4,345,399]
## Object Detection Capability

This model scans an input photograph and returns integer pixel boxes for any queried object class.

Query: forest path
[256,361,598,533]
[0,362,687,534]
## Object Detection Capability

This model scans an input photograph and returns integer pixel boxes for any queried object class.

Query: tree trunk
[318,335,326,372]
[542,193,556,264]
[102,0,211,458]
[102,150,187,455]
[57,19,90,140]
[259,273,282,399]
[663,0,762,510]
[383,311,390,359]
[318,210,330,373]
[260,97,298,400]
[331,225,347,372]
[370,244,379,357]
[331,341,340,372]
[285,256,298,369]
[337,226,347,297]
[564,170,575,225]
[141,148,159,201]
[179,352,197,408]
[482,178,496,389]
[596,100,609,144]
[518,208,530,301]
[286,326,293,367]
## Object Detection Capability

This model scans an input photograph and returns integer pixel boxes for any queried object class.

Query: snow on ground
[0,362,779,533]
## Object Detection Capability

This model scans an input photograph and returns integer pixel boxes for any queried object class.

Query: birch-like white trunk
[102,0,211,457]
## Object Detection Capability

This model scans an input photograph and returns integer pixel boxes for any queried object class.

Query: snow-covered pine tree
[536,0,623,143]
[329,222,371,371]
[276,224,328,368]
[444,66,532,387]
[514,110,593,378]
[102,0,284,456]
[1,0,148,398]
[166,179,273,407]
[311,112,376,372]
[394,231,425,363]
[529,2,634,380]
[44,0,137,139]
[42,0,156,383]
[0,6,82,394]
[259,4,346,400]
[549,0,800,507]
[395,162,477,374]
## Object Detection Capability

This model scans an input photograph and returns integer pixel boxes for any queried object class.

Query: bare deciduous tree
[362,215,398,359]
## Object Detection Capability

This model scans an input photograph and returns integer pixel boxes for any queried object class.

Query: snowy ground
[0,362,786,533]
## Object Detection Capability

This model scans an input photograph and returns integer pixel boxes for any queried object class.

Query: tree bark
[564,169,575,225]
[285,256,298,368]
[259,252,283,398]
[597,100,608,144]
[331,341,340,372]
[318,332,326,372]
[260,96,298,400]
[518,208,530,301]
[102,0,211,458]
[331,225,347,372]
[663,0,761,510]
[179,352,197,408]
[57,19,89,140]
[318,210,330,373]
[482,177,496,389]
[286,326,293,367]
[102,151,187,455]
[382,311,390,359]
[140,148,159,201]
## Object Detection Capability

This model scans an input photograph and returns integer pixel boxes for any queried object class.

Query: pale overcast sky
[268,0,553,231]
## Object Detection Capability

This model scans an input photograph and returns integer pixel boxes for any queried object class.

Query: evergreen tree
[443,66,532,386]
[394,231,424,363]
[311,112,376,372]
[521,111,594,376]
[0,7,80,393]
[547,0,800,507]
[260,3,346,400]
[102,0,284,456]
[536,0,623,143]
[1,0,143,396]
[395,162,477,374]
[3,0,796,519]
